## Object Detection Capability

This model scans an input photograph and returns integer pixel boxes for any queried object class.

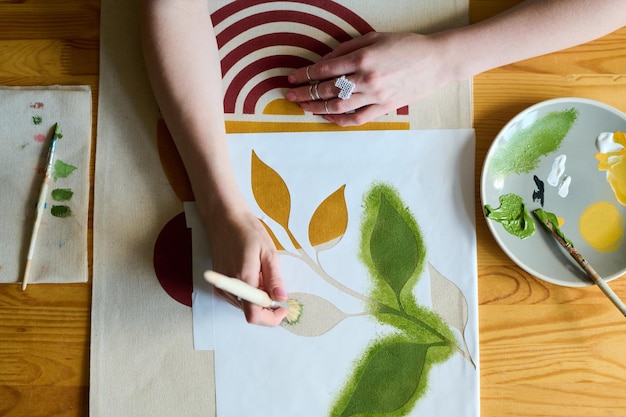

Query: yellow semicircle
[263,98,304,115]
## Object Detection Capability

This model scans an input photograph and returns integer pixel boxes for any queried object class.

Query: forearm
[140,0,245,216]
[442,0,626,81]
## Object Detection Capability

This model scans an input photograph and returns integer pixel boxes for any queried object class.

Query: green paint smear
[51,205,72,218]
[490,108,578,178]
[54,123,63,139]
[330,183,456,417]
[51,188,73,202]
[32,115,43,125]
[484,193,535,239]
[533,208,574,246]
[53,160,77,181]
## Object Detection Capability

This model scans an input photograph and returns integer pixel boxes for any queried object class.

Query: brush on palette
[533,208,626,317]
[22,123,59,291]
[204,270,302,323]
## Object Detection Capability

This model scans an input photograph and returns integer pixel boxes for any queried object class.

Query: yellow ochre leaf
[251,150,292,229]
[308,184,348,251]
[259,219,285,251]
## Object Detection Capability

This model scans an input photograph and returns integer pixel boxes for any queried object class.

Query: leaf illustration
[370,192,419,300]
[53,160,77,181]
[259,219,285,251]
[428,263,475,367]
[251,151,301,249]
[308,185,348,251]
[330,335,432,417]
[251,150,291,229]
[280,292,356,337]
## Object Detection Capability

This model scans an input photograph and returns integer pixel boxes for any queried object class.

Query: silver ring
[335,75,355,100]
[312,83,321,100]
[324,100,330,114]
[306,65,312,81]
[308,84,315,101]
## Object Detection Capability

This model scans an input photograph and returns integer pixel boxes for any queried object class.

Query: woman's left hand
[285,31,457,126]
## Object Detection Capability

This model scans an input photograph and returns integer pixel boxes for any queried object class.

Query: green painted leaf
[370,194,419,298]
[53,160,77,181]
[51,205,72,218]
[51,188,73,202]
[359,184,426,310]
[331,336,429,417]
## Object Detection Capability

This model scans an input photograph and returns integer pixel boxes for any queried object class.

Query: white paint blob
[596,132,624,153]
[557,175,571,198]
[547,154,567,187]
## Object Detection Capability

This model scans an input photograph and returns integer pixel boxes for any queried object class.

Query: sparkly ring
[306,65,312,81]
[335,75,355,100]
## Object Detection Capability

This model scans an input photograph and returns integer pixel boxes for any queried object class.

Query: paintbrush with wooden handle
[533,208,626,317]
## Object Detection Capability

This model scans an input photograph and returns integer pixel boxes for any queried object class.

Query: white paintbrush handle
[204,270,273,308]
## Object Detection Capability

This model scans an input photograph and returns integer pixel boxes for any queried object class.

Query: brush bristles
[283,299,302,324]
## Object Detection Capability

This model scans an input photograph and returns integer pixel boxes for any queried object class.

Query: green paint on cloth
[51,188,74,201]
[53,160,77,181]
[32,115,43,125]
[484,193,535,239]
[51,205,72,218]
[490,108,578,178]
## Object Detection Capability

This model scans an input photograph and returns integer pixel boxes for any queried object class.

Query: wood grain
[1,1,625,416]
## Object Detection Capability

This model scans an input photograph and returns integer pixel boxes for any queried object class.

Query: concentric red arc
[211,0,409,116]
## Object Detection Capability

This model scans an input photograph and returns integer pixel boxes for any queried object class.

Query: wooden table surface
[1,1,625,416]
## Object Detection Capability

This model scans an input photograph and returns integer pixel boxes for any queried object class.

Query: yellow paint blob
[596,131,626,205]
[579,201,624,252]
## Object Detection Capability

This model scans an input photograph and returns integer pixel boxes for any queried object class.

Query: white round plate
[481,98,626,287]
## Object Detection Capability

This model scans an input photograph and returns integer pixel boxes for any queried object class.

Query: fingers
[286,77,350,103]
[287,32,379,84]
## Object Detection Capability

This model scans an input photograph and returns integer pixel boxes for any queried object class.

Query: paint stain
[53,160,77,181]
[532,175,545,206]
[579,201,624,252]
[19,143,30,151]
[484,193,536,239]
[51,188,73,201]
[490,108,578,179]
[30,102,44,109]
[34,133,46,142]
[51,205,72,218]
[595,131,626,205]
[32,115,43,125]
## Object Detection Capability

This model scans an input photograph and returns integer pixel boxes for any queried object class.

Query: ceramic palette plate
[481,98,626,287]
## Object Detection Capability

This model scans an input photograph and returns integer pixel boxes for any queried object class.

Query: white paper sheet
[189,129,479,416]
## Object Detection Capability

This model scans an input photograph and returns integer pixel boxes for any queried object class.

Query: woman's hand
[285,32,457,126]
[204,204,288,327]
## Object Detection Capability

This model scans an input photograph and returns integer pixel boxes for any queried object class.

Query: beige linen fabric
[0,86,91,285]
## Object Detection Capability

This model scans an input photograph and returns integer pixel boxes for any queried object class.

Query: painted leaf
[251,150,291,229]
[259,219,285,251]
[308,185,348,251]
[280,292,351,337]
[370,194,419,298]
[53,160,77,181]
[331,336,428,417]
[429,262,475,367]
[51,188,73,202]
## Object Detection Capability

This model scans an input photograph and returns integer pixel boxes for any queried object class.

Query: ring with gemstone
[335,75,355,100]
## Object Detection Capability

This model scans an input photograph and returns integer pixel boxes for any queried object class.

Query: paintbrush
[204,270,302,323]
[22,123,60,291]
[533,208,626,317]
